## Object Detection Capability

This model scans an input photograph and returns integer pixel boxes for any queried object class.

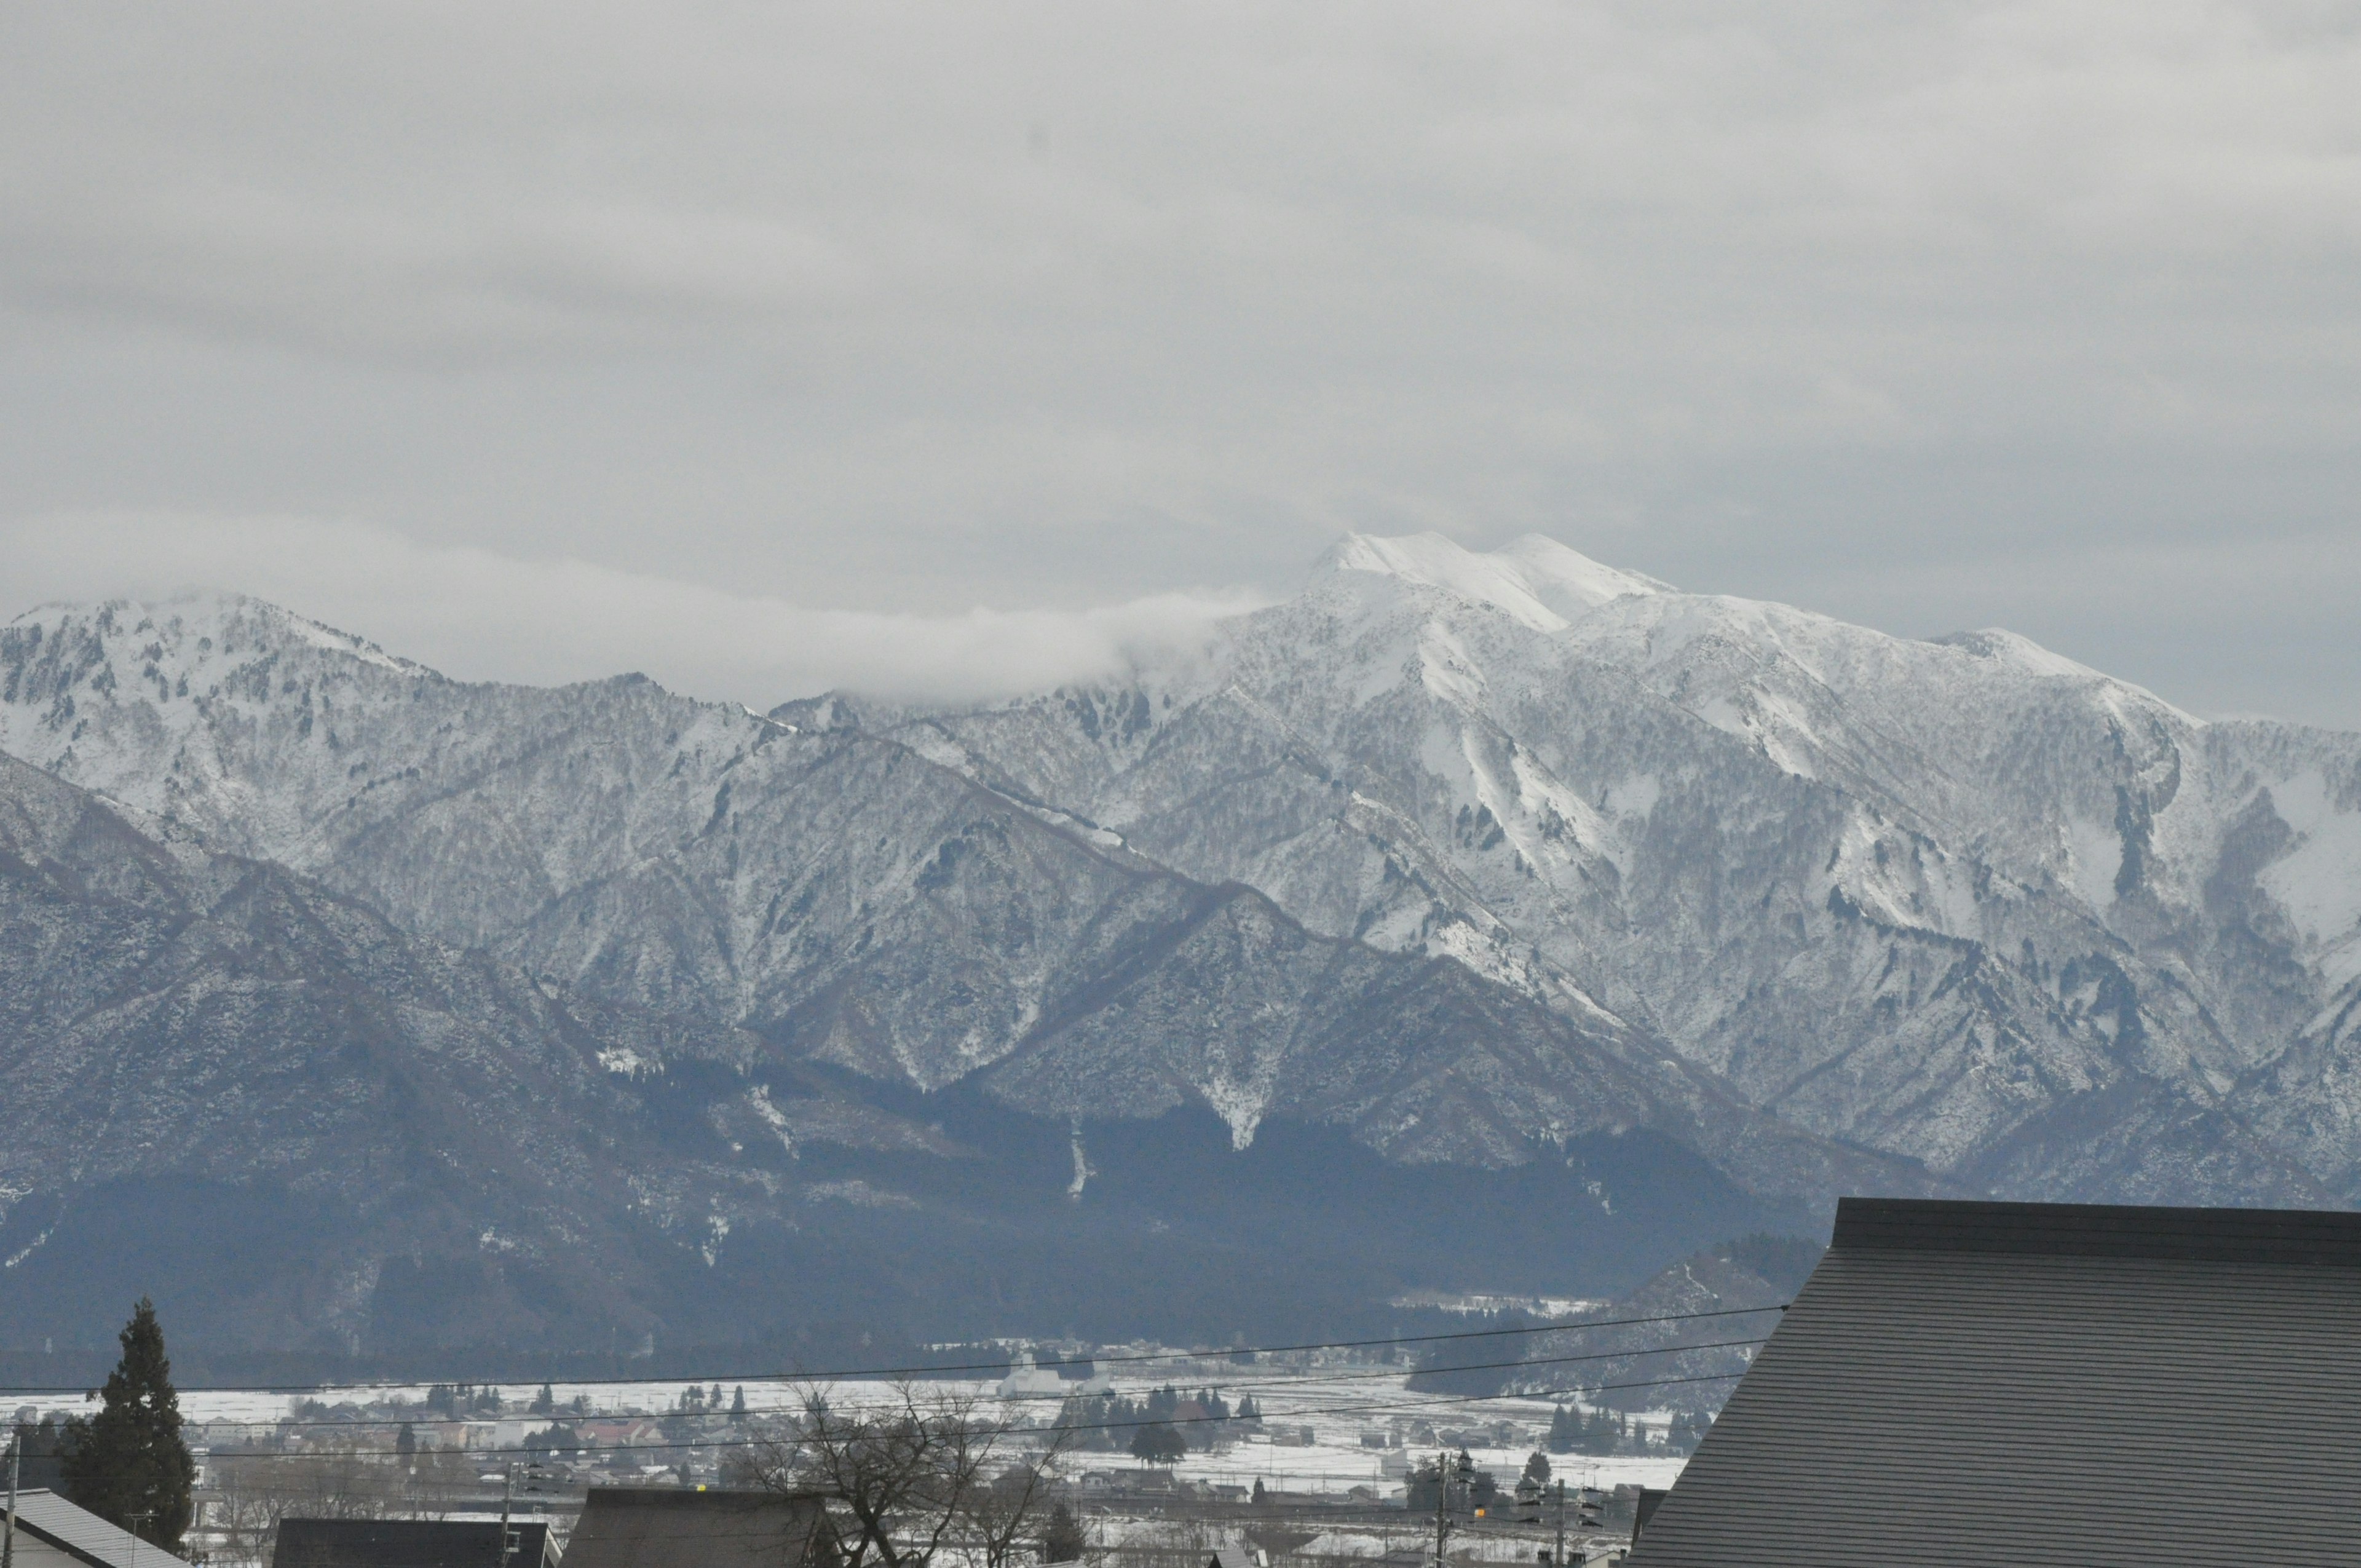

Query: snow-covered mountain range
[2,533,2355,1358]
[895,534,2361,1200]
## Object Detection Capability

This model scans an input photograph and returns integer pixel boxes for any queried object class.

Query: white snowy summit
[0,536,2356,1356]
[1318,531,1671,630]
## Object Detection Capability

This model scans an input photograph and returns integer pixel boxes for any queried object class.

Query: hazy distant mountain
[1,534,2355,1359]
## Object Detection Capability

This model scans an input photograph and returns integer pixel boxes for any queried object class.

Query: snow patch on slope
[2066,815,2124,910]
[1497,534,1675,616]
[1934,628,2107,681]
[1202,1078,1271,1151]
[746,1085,796,1156]
[2258,770,2361,948]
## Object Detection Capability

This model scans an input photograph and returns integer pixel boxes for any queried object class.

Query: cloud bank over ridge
[0,513,1260,706]
[3,3,2359,722]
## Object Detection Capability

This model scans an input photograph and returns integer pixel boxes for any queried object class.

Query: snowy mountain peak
[4,591,424,678]
[1495,534,1678,614]
[0,590,454,857]
[1318,532,1666,632]
[1927,627,2200,726]
[1928,627,2105,681]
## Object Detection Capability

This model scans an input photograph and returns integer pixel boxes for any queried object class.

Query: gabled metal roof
[561,1487,837,1568]
[1626,1198,2361,1567]
[3,1489,192,1568]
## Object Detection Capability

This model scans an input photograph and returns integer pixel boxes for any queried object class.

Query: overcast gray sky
[3,2,2357,721]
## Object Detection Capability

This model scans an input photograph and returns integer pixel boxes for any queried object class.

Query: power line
[0,1304,1786,1400]
[160,1336,1768,1434]
[37,1369,1756,1473]
[152,1364,1762,1462]
[194,1506,1628,1554]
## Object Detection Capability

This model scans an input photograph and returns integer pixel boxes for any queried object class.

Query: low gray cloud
[2,2,2357,721]
[0,513,1260,705]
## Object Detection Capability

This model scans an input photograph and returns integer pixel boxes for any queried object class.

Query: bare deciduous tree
[204,1446,395,1567]
[202,1442,488,1567]
[735,1382,1075,1568]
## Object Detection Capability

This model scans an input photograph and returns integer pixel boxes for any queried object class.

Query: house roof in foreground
[561,1487,836,1568]
[271,1516,559,1568]
[1626,1197,2361,1568]
[4,1489,192,1568]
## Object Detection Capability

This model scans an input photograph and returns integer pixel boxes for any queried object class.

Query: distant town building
[997,1350,1066,1399]
[1627,1197,2361,1566]
[996,1351,1107,1399]
[1,1489,192,1568]
[562,1486,840,1568]
[271,1518,559,1568]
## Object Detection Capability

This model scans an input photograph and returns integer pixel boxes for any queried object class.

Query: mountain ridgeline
[1,533,2355,1364]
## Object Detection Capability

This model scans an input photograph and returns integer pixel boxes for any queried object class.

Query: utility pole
[1552,1478,1565,1568]
[1430,1451,1451,1568]
[4,1428,20,1568]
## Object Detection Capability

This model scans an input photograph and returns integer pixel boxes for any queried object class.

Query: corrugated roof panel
[563,1487,833,1568]
[1627,1202,2361,1567]
[1833,1197,2361,1264]
[6,1490,193,1568]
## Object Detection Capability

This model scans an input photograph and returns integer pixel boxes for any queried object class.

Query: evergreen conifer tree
[1128,1421,1187,1464]
[9,1415,69,1489]
[60,1299,196,1553]
[1043,1503,1086,1564]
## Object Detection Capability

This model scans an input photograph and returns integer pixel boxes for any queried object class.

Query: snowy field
[149,1361,1688,1498]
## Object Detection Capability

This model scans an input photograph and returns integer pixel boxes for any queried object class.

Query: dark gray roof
[561,1488,836,1568]
[1626,1197,2361,1568]
[271,1518,558,1568]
